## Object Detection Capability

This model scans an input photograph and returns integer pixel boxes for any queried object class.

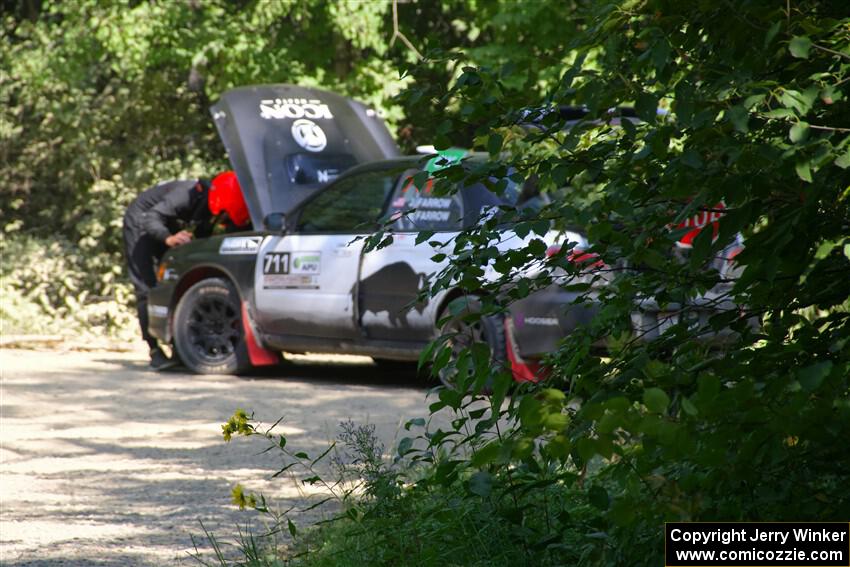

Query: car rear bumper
[630,290,754,344]
[505,285,754,369]
[507,286,602,359]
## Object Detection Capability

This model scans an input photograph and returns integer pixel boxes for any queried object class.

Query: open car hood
[211,84,400,229]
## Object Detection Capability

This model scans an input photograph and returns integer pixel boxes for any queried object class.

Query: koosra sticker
[260,98,334,120]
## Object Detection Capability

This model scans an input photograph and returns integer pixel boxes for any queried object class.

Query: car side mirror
[264,212,287,234]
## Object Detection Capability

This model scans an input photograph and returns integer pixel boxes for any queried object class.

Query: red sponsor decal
[675,202,725,248]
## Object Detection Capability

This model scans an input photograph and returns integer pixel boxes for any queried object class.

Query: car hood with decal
[147,85,745,383]
[211,84,400,227]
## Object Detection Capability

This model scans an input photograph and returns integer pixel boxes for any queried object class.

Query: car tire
[437,297,507,391]
[173,277,249,375]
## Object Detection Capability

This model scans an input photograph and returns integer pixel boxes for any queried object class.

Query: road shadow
[245,358,435,389]
[93,356,437,390]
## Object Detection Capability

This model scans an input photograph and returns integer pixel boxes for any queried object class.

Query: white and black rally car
[148,84,741,381]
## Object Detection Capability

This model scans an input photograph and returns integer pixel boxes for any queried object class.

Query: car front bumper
[147,283,175,344]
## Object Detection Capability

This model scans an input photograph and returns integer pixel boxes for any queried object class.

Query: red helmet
[208,171,250,227]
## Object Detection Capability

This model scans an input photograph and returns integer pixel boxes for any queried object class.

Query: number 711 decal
[263,252,290,274]
[262,252,321,275]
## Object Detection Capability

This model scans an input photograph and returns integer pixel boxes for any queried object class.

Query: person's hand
[165,230,192,248]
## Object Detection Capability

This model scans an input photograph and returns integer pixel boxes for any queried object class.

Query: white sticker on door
[262,251,321,289]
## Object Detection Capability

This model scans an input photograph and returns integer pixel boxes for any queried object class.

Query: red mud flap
[504,318,545,383]
[241,302,279,366]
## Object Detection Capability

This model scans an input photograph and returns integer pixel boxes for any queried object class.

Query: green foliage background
[1,0,577,337]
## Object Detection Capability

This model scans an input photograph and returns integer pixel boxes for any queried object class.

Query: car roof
[332,151,491,177]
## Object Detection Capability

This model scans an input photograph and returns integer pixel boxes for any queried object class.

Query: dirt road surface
[0,347,440,566]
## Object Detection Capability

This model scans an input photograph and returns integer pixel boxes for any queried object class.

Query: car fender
[149,234,276,362]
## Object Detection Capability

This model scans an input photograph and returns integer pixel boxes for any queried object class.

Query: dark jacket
[124,179,212,242]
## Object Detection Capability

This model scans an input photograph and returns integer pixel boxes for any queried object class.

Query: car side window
[296,170,399,233]
[388,173,464,232]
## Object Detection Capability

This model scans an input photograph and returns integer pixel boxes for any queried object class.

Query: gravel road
[0,347,441,566]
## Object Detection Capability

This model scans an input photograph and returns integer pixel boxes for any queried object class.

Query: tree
[398,1,849,563]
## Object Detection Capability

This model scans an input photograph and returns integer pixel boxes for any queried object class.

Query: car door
[358,172,465,341]
[253,168,400,339]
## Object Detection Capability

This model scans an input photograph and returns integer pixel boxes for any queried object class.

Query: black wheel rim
[186,295,240,365]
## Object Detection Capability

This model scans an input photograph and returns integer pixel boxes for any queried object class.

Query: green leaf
[545,434,571,459]
[468,471,492,497]
[577,437,596,462]
[487,133,503,156]
[744,93,766,110]
[287,519,297,537]
[815,240,840,260]
[540,388,566,403]
[415,230,435,245]
[835,149,850,169]
[690,223,714,268]
[726,105,749,133]
[471,441,501,467]
[781,88,818,116]
[681,149,703,169]
[764,20,782,48]
[542,412,569,431]
[789,122,810,143]
[609,498,636,526]
[643,388,670,414]
[681,397,698,416]
[588,485,610,510]
[764,108,796,119]
[518,395,543,428]
[795,159,813,183]
[650,38,671,72]
[698,375,720,400]
[797,361,833,392]
[789,36,812,59]
[635,92,659,123]
[512,437,534,460]
[397,436,414,457]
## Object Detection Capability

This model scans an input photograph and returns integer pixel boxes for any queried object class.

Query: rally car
[148,84,741,381]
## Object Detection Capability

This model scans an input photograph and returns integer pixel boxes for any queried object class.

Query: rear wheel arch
[435,287,494,325]
[434,290,507,391]
[172,267,239,310]
[436,288,469,324]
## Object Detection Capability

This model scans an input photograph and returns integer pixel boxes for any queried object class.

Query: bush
[0,233,136,341]
[196,411,607,567]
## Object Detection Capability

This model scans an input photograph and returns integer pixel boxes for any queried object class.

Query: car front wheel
[173,277,249,375]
